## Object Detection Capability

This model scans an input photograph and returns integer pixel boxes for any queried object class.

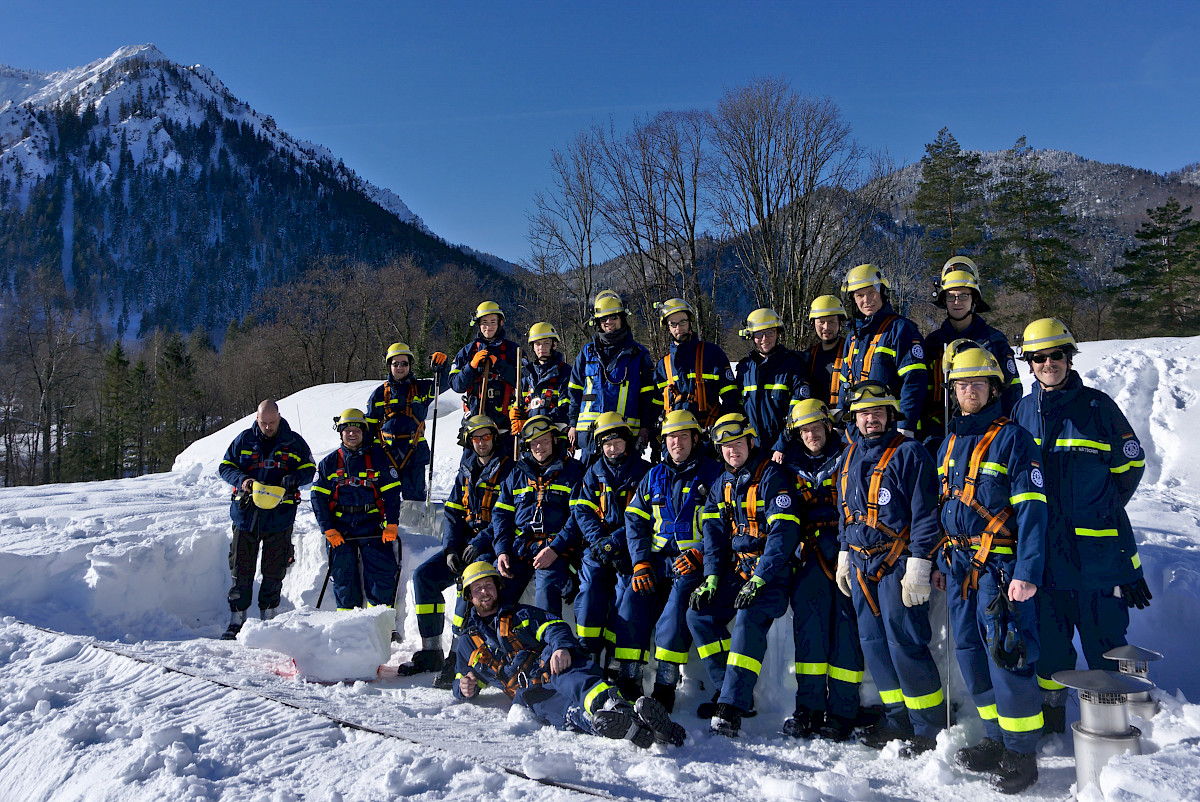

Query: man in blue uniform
[921,258,1022,439]
[736,307,810,459]
[615,410,723,711]
[401,415,515,682]
[804,295,849,410]
[449,301,521,457]
[937,345,1046,794]
[511,322,572,437]
[687,413,802,736]
[311,409,403,611]
[1010,318,1149,737]
[453,560,685,746]
[654,297,742,432]
[218,399,316,638]
[492,415,587,613]
[778,399,863,740]
[837,264,927,437]
[570,412,651,673]
[366,342,447,502]
[835,382,944,756]
[567,292,658,465]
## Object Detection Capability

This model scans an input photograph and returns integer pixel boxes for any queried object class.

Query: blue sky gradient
[4,1,1196,263]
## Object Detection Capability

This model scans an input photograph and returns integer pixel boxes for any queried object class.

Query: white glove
[835,551,853,598]
[898,428,916,439]
[901,557,932,607]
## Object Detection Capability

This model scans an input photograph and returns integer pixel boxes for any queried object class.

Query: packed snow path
[3,341,1200,800]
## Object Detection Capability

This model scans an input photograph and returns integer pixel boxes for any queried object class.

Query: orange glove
[429,351,448,367]
[325,529,344,548]
[673,547,703,576]
[509,406,525,435]
[470,350,494,370]
[632,561,657,595]
[382,523,398,543]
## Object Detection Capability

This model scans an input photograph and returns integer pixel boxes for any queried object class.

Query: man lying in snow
[453,560,685,747]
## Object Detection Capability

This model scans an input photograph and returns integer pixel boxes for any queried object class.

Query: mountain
[0,45,510,335]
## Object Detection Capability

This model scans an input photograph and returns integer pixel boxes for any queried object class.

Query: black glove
[734,577,765,609]
[560,571,580,605]
[1120,578,1153,610]
[462,544,480,565]
[445,549,465,576]
[589,538,618,567]
[689,577,719,610]
[281,475,299,492]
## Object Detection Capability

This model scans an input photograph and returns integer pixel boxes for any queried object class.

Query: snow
[2,336,1200,799]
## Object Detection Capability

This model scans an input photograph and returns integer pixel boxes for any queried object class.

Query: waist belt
[335,504,381,515]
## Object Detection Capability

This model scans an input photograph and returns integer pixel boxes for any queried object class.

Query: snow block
[239,607,394,682]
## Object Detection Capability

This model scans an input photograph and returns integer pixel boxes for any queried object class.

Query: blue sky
[4,1,1197,263]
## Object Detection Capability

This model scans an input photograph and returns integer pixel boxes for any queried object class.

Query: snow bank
[239,607,395,682]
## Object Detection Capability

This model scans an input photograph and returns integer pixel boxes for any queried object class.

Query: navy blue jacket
[449,328,520,425]
[781,435,845,564]
[626,452,723,566]
[365,375,437,467]
[837,426,941,576]
[937,400,1047,587]
[654,336,742,427]
[838,303,927,431]
[737,345,810,451]
[570,452,652,555]
[218,418,315,533]
[492,446,587,559]
[567,329,657,437]
[311,443,402,537]
[701,450,802,585]
[1011,371,1145,590]
[442,452,516,555]
[453,603,581,700]
[520,352,572,427]
[922,315,1022,436]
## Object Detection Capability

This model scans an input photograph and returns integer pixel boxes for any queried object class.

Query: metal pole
[426,368,441,536]
[513,347,522,461]
[942,344,953,731]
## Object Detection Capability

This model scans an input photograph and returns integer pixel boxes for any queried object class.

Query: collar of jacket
[521,451,565,476]
[725,447,767,482]
[595,326,631,349]
[938,312,990,341]
[1032,369,1082,408]
[253,417,293,442]
[786,436,843,474]
[949,399,1005,436]
[851,424,899,452]
[746,343,786,365]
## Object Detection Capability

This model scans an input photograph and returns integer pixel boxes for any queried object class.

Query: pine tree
[990,136,1079,315]
[911,127,989,271]
[99,343,132,478]
[1114,197,1200,333]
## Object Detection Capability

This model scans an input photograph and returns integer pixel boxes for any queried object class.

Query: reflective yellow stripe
[879,688,904,705]
[1132,553,1142,569]
[1010,492,1047,504]
[379,480,402,493]
[513,487,533,496]
[977,703,998,721]
[763,383,789,391]
[897,362,926,376]
[1076,528,1118,538]
[828,665,864,684]
[414,603,444,615]
[445,501,467,511]
[1111,459,1145,474]
[1038,675,1066,691]
[584,681,613,712]
[876,346,896,358]
[628,505,652,520]
[743,384,759,393]
[980,462,1008,474]
[701,511,722,521]
[536,619,565,640]
[769,513,802,525]
[576,624,603,638]
[493,501,516,511]
[794,661,828,676]
[655,646,689,664]
[549,484,573,493]
[614,646,646,661]
[697,639,730,659]
[571,498,600,512]
[604,629,616,644]
[727,652,762,675]
[904,687,944,710]
[312,486,332,496]
[999,711,1045,733]
[453,614,465,628]
[1055,438,1111,451]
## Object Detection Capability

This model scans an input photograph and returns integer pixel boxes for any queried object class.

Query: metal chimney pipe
[1053,669,1154,798]
[1104,644,1163,720]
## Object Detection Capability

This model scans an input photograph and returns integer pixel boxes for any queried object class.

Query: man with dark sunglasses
[1010,318,1149,737]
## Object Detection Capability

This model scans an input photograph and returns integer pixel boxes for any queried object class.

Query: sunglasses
[390,360,410,368]
[1028,350,1066,364]
[596,313,621,323]
[469,432,494,442]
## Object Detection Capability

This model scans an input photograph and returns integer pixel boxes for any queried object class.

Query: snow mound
[239,607,394,682]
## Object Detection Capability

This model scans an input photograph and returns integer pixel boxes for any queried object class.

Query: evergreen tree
[100,343,132,478]
[1114,197,1200,334]
[152,333,200,470]
[911,127,989,271]
[990,136,1079,315]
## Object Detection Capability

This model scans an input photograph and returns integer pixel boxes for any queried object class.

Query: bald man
[218,400,316,638]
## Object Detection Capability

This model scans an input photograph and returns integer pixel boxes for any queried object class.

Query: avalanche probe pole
[426,369,442,537]
[513,347,522,461]
[942,344,953,731]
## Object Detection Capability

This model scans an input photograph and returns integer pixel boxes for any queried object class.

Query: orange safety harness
[849,315,898,385]
[515,471,563,560]
[463,456,511,531]
[794,477,837,580]
[381,382,426,473]
[330,449,385,518]
[839,433,910,616]
[465,342,515,416]
[936,420,1017,599]
[464,612,546,698]
[596,482,636,530]
[809,338,846,408]
[232,446,301,502]
[662,342,721,427]
[724,459,771,580]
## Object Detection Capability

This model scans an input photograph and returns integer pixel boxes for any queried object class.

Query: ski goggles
[847,381,899,412]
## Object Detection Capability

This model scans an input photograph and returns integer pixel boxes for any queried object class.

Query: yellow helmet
[461,560,503,592]
[592,412,632,445]
[847,381,900,413]
[787,399,833,431]
[384,342,414,364]
[333,408,369,431]
[841,264,890,294]
[519,415,558,446]
[710,413,756,446]
[1019,318,1076,356]
[588,291,627,326]
[739,308,783,338]
[941,255,981,283]
[251,481,287,510]
[527,322,561,344]
[470,300,505,326]
[660,409,702,438]
[936,270,991,313]
[945,341,1003,382]
[463,414,499,437]
[655,297,696,327]
[808,295,849,320]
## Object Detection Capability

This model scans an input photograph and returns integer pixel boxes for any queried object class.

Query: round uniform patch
[529,397,545,410]
[1007,358,1018,375]
[725,368,736,381]
[799,384,811,398]
[1030,468,1044,488]
[774,493,792,509]
[1123,440,1141,459]
[390,468,399,479]
[911,344,924,360]
[878,487,892,506]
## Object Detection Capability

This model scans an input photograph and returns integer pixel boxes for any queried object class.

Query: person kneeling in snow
[454,561,685,748]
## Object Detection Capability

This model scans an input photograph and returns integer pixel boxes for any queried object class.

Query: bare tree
[709,77,897,335]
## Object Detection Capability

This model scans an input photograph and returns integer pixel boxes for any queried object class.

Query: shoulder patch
[390,468,399,479]
[774,493,792,509]
[1030,468,1044,488]
[1007,358,1018,375]
[911,344,924,361]
[799,384,811,398]
[725,367,735,381]
[878,487,892,506]
[1123,440,1141,459]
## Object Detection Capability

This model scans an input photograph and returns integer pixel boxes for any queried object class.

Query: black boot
[616,676,643,703]
[396,649,444,676]
[782,707,823,738]
[634,696,686,746]
[651,682,677,713]
[860,724,915,750]
[898,735,937,759]
[955,737,1005,772]
[991,750,1038,794]
[709,703,742,737]
[221,610,247,640]
[817,713,855,742]
[696,692,720,719]
[432,652,458,689]
[1041,704,1066,735]
[591,698,655,748]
